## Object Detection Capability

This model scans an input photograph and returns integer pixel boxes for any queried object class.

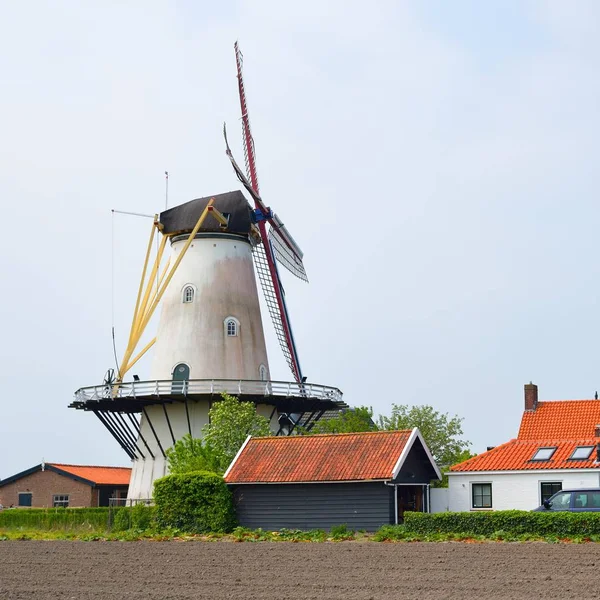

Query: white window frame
[224,316,240,337]
[52,494,69,508]
[470,482,493,510]
[182,284,196,304]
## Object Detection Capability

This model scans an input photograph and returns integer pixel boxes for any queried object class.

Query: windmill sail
[223,124,308,281]
[224,123,303,382]
[268,223,308,282]
[252,242,299,377]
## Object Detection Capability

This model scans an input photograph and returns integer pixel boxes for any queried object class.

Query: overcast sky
[1,1,599,478]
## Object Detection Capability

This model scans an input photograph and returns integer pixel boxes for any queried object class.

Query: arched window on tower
[259,364,268,381]
[182,285,195,304]
[224,317,239,337]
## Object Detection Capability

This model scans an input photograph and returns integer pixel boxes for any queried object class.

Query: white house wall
[448,471,600,512]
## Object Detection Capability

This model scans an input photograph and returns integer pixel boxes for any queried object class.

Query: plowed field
[1,540,599,599]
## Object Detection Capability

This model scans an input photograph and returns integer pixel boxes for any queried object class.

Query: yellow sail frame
[116,199,229,383]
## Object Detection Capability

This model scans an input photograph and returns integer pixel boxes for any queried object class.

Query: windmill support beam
[94,411,135,460]
[114,412,146,459]
[142,406,166,458]
[162,402,177,446]
[306,410,326,432]
[184,398,192,436]
[127,412,155,460]
[107,412,141,459]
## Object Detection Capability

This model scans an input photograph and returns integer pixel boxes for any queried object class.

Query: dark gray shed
[224,428,441,531]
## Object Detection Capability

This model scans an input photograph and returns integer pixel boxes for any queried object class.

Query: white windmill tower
[71,44,346,501]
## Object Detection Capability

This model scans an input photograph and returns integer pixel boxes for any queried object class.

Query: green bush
[153,471,236,534]
[111,504,155,532]
[330,524,355,540]
[404,510,600,537]
[0,508,109,531]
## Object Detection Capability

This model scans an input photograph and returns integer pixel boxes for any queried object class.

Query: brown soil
[1,540,599,599]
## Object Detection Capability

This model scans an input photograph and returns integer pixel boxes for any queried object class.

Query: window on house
[531,447,557,461]
[53,495,69,508]
[540,482,562,504]
[182,285,194,303]
[569,446,594,460]
[259,364,268,381]
[225,318,238,337]
[471,483,492,509]
[18,492,32,507]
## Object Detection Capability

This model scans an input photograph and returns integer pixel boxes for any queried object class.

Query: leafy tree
[203,393,271,472]
[165,434,220,475]
[165,393,271,475]
[377,404,471,468]
[308,406,377,434]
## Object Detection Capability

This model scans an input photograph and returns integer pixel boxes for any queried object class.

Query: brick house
[0,463,131,508]
[447,383,600,511]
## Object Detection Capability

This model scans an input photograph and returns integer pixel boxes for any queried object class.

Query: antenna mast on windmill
[70,42,345,501]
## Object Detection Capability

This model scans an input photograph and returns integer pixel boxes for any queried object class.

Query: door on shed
[397,486,423,522]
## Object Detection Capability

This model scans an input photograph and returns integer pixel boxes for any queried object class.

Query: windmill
[70,43,346,501]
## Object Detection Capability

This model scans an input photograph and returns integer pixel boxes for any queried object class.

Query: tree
[307,406,377,434]
[165,434,220,475]
[203,393,271,473]
[377,404,471,468]
[434,447,476,488]
[165,393,271,475]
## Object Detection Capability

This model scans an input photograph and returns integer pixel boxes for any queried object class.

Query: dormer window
[182,285,195,303]
[531,447,557,461]
[569,446,594,460]
[224,317,239,337]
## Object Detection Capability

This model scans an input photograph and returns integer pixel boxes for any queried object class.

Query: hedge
[0,508,110,530]
[153,471,236,534]
[111,505,156,532]
[404,510,600,537]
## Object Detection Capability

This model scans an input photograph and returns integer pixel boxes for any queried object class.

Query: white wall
[430,488,449,513]
[448,470,600,512]
[151,234,270,381]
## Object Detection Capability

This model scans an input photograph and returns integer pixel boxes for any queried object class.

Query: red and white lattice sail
[225,41,306,383]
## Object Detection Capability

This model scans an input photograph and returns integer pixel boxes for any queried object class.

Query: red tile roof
[224,430,413,484]
[49,464,131,485]
[519,400,600,439]
[451,399,600,473]
[451,439,598,472]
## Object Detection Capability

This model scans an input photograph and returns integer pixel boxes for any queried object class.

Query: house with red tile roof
[447,383,600,512]
[0,463,131,508]
[224,428,441,530]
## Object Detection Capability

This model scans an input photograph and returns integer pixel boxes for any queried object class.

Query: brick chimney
[524,382,538,411]
[596,424,600,438]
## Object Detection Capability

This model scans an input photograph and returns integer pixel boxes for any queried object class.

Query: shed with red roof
[224,428,441,531]
[447,383,600,512]
[0,463,131,508]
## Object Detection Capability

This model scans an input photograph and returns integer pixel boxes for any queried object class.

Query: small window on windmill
[259,364,268,381]
[183,285,195,303]
[225,317,239,337]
